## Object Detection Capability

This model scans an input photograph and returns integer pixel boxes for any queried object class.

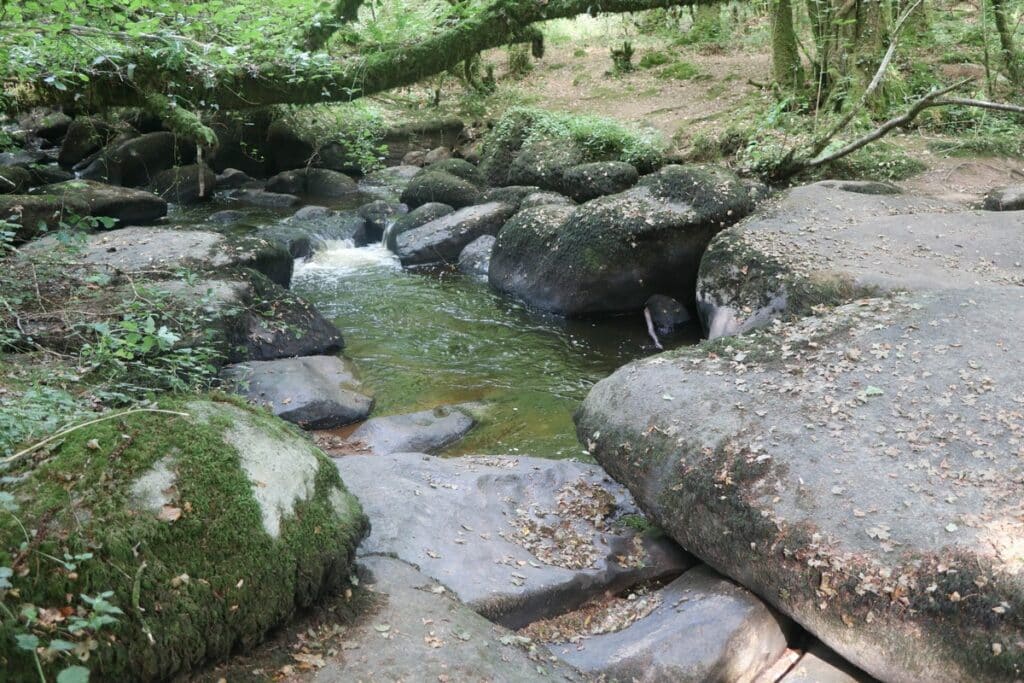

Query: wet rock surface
[457,234,496,280]
[334,405,475,455]
[549,565,791,682]
[336,453,694,629]
[396,201,516,266]
[221,355,373,429]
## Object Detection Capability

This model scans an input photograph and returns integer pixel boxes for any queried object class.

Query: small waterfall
[381,217,399,253]
[294,240,400,279]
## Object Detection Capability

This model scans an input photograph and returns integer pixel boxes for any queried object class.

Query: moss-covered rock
[489,164,756,316]
[266,168,358,199]
[58,117,120,169]
[562,161,639,202]
[0,165,32,194]
[0,193,90,243]
[150,164,217,205]
[39,179,168,226]
[507,139,584,192]
[0,396,368,681]
[384,202,453,252]
[79,132,196,187]
[400,171,481,210]
[420,158,485,188]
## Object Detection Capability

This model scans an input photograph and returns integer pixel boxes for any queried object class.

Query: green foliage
[482,107,667,174]
[638,50,671,68]
[507,44,534,77]
[610,41,635,74]
[658,60,703,81]
[275,102,388,173]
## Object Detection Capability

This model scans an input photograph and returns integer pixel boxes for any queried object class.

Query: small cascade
[381,217,399,252]
[294,239,401,278]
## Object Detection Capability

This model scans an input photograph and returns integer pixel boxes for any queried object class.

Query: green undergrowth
[0,396,367,681]
[480,106,667,181]
[271,102,388,173]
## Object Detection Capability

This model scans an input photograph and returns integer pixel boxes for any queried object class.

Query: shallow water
[293,240,699,458]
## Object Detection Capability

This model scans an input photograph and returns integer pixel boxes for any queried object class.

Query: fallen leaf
[157,505,182,523]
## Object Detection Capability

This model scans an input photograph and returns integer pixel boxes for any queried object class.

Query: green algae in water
[293,244,695,458]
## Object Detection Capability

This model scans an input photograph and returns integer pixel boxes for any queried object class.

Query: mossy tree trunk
[991,0,1024,85]
[24,0,707,115]
[771,0,805,91]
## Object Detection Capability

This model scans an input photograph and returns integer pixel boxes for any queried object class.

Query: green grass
[658,60,703,81]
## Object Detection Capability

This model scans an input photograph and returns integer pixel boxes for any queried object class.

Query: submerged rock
[0,397,367,681]
[337,405,474,455]
[336,453,694,628]
[550,565,791,682]
[645,294,691,335]
[221,356,372,429]
[396,201,516,266]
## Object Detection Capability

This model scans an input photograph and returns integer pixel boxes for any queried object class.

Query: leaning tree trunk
[771,0,805,91]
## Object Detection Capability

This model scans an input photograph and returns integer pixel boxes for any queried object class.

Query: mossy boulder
[489,164,756,316]
[266,168,358,199]
[0,396,368,681]
[420,158,485,188]
[58,117,120,169]
[0,165,32,194]
[400,171,482,210]
[0,193,90,243]
[562,161,639,202]
[79,132,196,187]
[39,180,168,226]
[480,185,543,211]
[506,139,584,192]
[384,202,453,252]
[150,164,217,205]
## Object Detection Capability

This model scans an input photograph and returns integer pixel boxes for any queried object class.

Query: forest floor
[370,15,1024,205]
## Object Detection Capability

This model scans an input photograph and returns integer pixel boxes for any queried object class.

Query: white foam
[295,241,401,277]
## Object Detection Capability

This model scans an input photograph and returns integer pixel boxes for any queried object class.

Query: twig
[3,408,190,464]
[643,307,663,350]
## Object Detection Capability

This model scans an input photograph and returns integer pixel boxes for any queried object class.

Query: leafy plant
[610,41,635,74]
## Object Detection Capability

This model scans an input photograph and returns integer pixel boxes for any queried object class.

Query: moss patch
[0,396,367,680]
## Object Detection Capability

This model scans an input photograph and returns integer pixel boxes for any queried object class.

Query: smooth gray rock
[286,205,368,245]
[396,201,516,266]
[490,165,756,316]
[695,181,1023,339]
[458,234,496,280]
[551,565,791,683]
[360,164,421,195]
[221,355,372,429]
[23,226,293,287]
[336,453,695,629]
[342,405,475,455]
[577,288,1024,683]
[229,188,301,208]
[983,185,1024,212]
[780,642,875,683]
[313,556,579,683]
[39,179,168,225]
[384,201,453,252]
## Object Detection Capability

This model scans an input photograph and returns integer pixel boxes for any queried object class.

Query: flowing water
[177,193,699,459]
[292,239,699,458]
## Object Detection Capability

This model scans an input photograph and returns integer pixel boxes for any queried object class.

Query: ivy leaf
[57,666,91,683]
[15,633,39,651]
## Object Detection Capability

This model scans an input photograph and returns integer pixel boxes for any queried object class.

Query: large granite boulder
[336,453,694,629]
[577,288,1024,683]
[79,131,195,186]
[562,161,639,202]
[489,164,757,316]
[265,167,358,198]
[384,201,452,252]
[693,181,1016,339]
[24,226,293,287]
[58,116,119,168]
[150,164,217,204]
[0,193,89,243]
[39,179,168,225]
[458,234,496,280]
[549,565,791,682]
[400,170,482,209]
[335,405,474,455]
[221,355,372,429]
[395,201,516,266]
[0,397,367,681]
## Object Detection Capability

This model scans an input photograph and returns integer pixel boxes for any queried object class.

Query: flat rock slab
[221,356,372,429]
[550,565,790,682]
[24,226,293,287]
[780,641,875,683]
[338,405,475,455]
[337,453,694,629]
[396,201,515,266]
[313,556,580,683]
[578,289,1024,683]
[696,181,1024,338]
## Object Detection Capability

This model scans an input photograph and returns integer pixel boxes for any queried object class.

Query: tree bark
[20,0,708,113]
[771,0,805,90]
[991,0,1024,85]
